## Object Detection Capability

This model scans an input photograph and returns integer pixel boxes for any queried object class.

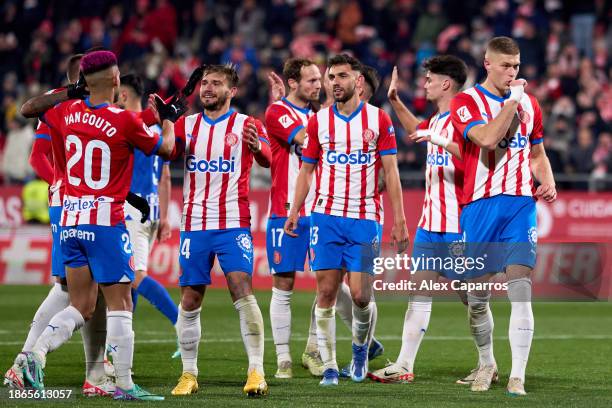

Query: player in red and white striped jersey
[264,58,321,378]
[166,65,272,397]
[284,54,410,385]
[450,37,557,396]
[369,57,498,386]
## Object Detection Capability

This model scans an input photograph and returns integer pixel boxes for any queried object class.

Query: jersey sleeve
[301,114,321,164]
[450,93,486,140]
[40,102,64,132]
[29,124,54,184]
[264,104,304,145]
[529,95,543,145]
[168,116,187,161]
[254,118,270,146]
[125,113,162,155]
[377,110,397,155]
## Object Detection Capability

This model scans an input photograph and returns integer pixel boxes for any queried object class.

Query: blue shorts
[460,195,537,277]
[267,216,309,274]
[412,227,465,280]
[60,223,135,284]
[179,228,253,286]
[49,206,65,279]
[309,212,380,274]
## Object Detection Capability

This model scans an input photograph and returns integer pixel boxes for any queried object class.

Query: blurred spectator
[1,116,34,184]
[0,0,609,190]
[567,127,596,190]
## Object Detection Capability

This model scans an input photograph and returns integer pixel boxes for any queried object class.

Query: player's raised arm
[455,80,525,150]
[21,54,88,118]
[387,66,420,134]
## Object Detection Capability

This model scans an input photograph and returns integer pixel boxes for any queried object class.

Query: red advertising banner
[0,186,610,298]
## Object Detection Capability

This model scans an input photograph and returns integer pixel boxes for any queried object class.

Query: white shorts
[125,202,159,271]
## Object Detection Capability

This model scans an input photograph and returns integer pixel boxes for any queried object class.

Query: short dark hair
[361,65,380,95]
[327,53,363,72]
[120,73,144,97]
[283,58,315,83]
[203,64,239,87]
[422,55,468,89]
[487,36,520,55]
[67,54,84,82]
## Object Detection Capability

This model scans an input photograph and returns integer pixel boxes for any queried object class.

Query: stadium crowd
[0,0,610,190]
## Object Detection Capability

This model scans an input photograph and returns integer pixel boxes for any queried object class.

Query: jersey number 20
[66,135,111,189]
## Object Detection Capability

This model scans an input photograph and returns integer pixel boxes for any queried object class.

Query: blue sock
[131,287,138,312]
[136,276,178,325]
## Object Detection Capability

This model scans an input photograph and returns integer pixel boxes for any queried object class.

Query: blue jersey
[129,124,168,221]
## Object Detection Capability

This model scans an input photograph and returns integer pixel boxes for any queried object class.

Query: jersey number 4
[66,135,111,190]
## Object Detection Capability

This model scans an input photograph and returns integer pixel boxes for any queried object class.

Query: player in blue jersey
[115,74,179,357]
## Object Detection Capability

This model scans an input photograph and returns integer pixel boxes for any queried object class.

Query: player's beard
[202,90,229,111]
[333,84,355,103]
[296,87,320,105]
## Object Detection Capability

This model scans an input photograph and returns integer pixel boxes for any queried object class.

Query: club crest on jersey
[309,248,315,261]
[129,256,136,272]
[362,128,376,143]
[519,110,531,124]
[457,106,472,122]
[225,132,239,147]
[440,128,448,139]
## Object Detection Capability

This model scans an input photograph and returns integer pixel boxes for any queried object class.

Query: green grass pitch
[0,285,611,407]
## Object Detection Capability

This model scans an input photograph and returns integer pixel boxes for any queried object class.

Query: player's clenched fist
[391,220,410,254]
[535,183,557,202]
[508,78,527,102]
[283,212,299,237]
[243,118,261,152]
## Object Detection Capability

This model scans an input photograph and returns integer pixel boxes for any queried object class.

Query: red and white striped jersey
[172,110,270,231]
[42,98,162,226]
[36,88,66,206]
[265,97,315,218]
[417,111,463,233]
[301,102,397,222]
[450,84,543,206]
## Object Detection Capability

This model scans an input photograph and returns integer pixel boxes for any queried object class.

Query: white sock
[368,294,378,346]
[508,278,534,382]
[270,287,292,364]
[467,293,496,367]
[81,295,107,384]
[22,283,70,352]
[315,306,337,371]
[305,296,318,353]
[396,296,432,372]
[176,305,201,376]
[33,305,84,366]
[106,311,134,390]
[335,282,353,331]
[352,302,372,346]
[234,295,265,374]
